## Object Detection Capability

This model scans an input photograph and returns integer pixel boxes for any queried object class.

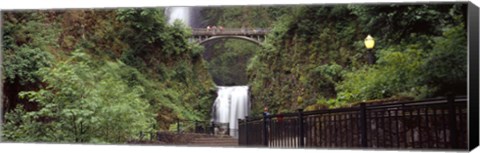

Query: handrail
[365,96,467,109]
[244,95,467,121]
[239,95,468,149]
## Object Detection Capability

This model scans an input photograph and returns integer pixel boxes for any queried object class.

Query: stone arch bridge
[190,28,269,45]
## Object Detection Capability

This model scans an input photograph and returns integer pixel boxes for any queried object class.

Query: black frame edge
[468,2,479,151]
[0,10,4,142]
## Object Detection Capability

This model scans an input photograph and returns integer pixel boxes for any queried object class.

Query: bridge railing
[191,28,270,36]
[239,95,468,150]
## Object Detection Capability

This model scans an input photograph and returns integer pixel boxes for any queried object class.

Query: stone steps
[189,136,238,147]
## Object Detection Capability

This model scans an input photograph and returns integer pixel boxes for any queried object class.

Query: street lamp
[364,35,375,64]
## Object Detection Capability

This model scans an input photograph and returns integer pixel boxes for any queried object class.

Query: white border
[0,143,453,153]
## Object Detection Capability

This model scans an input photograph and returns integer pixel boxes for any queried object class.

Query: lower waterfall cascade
[211,86,250,138]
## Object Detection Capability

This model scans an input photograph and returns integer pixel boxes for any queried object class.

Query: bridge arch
[191,28,269,86]
[190,28,269,47]
[198,35,263,46]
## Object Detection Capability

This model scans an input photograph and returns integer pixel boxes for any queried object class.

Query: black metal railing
[239,95,468,150]
[136,119,215,142]
[173,119,214,135]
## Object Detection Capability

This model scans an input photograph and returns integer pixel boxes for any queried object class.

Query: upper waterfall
[165,7,192,26]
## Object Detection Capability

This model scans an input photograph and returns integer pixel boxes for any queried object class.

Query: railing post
[149,126,153,141]
[447,94,458,149]
[150,124,154,141]
[194,120,198,133]
[238,119,242,144]
[150,131,154,141]
[245,116,249,145]
[263,112,269,147]
[360,103,368,147]
[177,119,180,134]
[139,131,144,141]
[211,121,215,135]
[298,109,305,148]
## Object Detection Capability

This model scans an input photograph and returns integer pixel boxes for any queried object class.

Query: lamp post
[364,35,375,64]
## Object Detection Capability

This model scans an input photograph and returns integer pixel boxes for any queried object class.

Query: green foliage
[2,11,58,85]
[336,45,429,105]
[307,63,344,95]
[201,6,293,28]
[116,9,215,125]
[423,22,467,95]
[116,9,203,69]
[2,8,216,143]
[246,4,467,112]
[3,47,53,85]
[248,5,364,112]
[2,51,156,143]
[348,4,466,44]
[335,21,467,105]
[204,39,257,85]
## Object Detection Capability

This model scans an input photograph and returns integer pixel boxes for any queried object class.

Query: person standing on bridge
[212,26,217,33]
[219,26,224,32]
[207,25,211,32]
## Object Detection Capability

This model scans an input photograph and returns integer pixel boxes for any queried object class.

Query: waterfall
[165,7,191,26]
[211,86,250,138]
[165,6,249,137]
